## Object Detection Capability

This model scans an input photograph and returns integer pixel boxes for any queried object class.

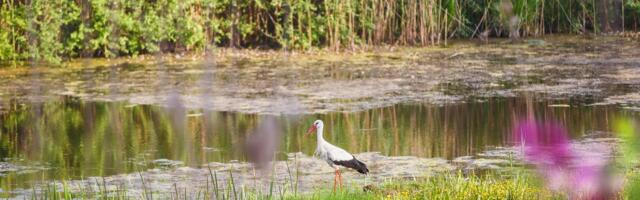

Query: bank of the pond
[297,169,640,200]
[18,170,640,200]
[7,171,550,199]
[3,136,619,199]
[297,173,554,200]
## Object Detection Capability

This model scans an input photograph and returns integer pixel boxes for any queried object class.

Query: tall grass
[26,170,560,200]
[24,167,640,199]
[0,0,639,62]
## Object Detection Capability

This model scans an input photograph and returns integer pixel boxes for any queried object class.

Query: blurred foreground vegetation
[1,0,640,62]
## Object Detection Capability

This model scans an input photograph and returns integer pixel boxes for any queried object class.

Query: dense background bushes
[0,0,639,62]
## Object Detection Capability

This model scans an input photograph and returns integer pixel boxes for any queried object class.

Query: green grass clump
[624,170,640,199]
[368,173,554,200]
[287,189,376,200]
[286,171,557,200]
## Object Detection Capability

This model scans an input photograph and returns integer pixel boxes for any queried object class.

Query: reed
[0,0,638,62]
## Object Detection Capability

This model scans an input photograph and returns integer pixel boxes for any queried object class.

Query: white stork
[306,120,369,191]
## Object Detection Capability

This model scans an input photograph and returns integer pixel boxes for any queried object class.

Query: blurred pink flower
[512,119,617,200]
[513,120,572,167]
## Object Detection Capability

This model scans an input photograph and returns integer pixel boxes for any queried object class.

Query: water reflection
[0,96,634,190]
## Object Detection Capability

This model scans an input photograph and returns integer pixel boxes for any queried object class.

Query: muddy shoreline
[4,137,618,199]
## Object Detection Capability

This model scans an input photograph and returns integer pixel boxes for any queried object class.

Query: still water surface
[0,95,636,190]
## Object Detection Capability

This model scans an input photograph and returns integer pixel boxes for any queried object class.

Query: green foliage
[616,118,639,167]
[0,0,639,63]
[629,0,640,13]
[626,0,640,28]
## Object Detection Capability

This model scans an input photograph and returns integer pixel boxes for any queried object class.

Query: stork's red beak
[306,125,316,136]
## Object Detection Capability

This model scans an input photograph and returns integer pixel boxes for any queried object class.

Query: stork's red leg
[337,169,343,189]
[333,170,339,193]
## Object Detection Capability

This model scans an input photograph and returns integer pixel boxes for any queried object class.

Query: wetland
[0,35,639,198]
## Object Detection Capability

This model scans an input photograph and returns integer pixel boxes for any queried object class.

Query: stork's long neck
[316,126,325,144]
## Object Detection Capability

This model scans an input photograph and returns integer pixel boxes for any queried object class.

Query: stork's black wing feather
[332,157,369,174]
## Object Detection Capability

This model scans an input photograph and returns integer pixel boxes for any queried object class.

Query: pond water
[0,35,639,196]
[1,95,638,193]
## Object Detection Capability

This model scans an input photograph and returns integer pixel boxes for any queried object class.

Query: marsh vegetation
[1,0,640,62]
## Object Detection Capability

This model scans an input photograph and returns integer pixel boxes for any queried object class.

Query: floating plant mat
[0,36,640,113]
[0,162,49,176]
[5,137,619,199]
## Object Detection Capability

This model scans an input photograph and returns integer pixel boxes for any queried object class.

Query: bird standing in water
[306,120,369,192]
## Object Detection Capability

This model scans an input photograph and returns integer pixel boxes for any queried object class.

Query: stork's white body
[307,120,369,191]
[314,134,354,169]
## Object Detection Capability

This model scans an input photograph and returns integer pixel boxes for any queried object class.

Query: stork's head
[306,120,323,136]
